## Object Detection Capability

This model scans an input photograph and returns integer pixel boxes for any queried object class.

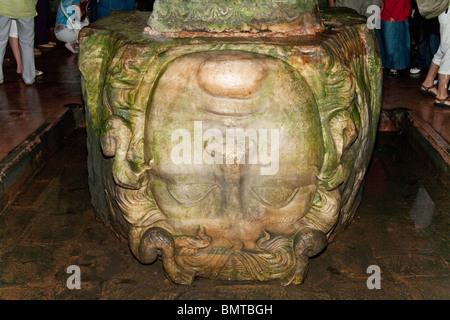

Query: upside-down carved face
[147,51,323,242]
[78,1,381,285]
[99,47,361,284]
[138,51,327,281]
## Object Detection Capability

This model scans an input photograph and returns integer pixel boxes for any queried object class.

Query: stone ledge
[0,105,83,215]
[402,111,450,180]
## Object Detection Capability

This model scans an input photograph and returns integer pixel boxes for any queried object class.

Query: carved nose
[197,53,265,100]
[220,163,244,220]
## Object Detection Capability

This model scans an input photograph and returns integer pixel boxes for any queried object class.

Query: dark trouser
[35,0,51,45]
[97,0,136,19]
[416,32,440,71]
[89,0,99,23]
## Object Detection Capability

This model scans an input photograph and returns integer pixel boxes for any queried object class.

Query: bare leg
[436,73,450,100]
[8,36,22,74]
[421,62,439,95]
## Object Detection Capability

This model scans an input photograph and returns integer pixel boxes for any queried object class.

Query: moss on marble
[147,0,319,33]
[78,8,382,284]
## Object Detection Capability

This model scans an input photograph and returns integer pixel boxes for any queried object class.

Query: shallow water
[0,129,448,300]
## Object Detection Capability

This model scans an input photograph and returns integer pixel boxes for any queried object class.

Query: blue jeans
[375,20,411,70]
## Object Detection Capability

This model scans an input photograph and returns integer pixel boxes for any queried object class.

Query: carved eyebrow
[149,167,217,186]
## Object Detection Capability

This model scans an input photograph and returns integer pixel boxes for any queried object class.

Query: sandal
[419,83,437,97]
[388,71,398,78]
[16,70,43,76]
[434,96,450,107]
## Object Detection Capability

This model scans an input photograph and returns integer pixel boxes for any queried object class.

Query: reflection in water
[409,187,435,229]
[24,85,43,113]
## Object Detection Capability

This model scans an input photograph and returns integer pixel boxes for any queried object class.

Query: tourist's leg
[16,18,36,84]
[0,15,12,83]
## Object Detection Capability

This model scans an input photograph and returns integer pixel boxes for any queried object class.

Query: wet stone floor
[0,128,448,300]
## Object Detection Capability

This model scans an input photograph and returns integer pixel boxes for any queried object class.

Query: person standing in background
[375,0,411,78]
[0,0,38,85]
[88,0,98,23]
[97,0,135,19]
[9,20,44,76]
[327,0,382,17]
[409,0,440,75]
[35,0,56,49]
[54,0,89,54]
[420,7,450,108]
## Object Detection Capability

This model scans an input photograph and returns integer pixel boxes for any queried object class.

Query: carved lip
[197,55,265,100]
[196,53,266,117]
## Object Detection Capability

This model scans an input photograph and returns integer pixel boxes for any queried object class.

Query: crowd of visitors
[0,1,39,85]
[0,1,153,85]
[0,0,449,108]
[326,0,448,108]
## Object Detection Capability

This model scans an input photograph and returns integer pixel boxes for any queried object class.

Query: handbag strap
[60,1,76,29]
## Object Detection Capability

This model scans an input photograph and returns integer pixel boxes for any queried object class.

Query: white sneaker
[36,70,43,76]
[410,67,422,74]
[65,42,79,54]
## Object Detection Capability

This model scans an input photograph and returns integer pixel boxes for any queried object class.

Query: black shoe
[388,71,398,78]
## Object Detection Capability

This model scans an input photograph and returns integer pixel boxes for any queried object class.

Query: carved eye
[251,180,300,209]
[167,183,217,206]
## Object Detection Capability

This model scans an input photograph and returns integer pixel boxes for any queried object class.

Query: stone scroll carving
[78,2,382,285]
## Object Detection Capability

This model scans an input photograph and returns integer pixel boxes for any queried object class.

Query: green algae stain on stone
[147,0,321,33]
[78,6,382,285]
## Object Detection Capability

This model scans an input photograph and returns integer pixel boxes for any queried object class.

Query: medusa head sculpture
[79,2,381,285]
